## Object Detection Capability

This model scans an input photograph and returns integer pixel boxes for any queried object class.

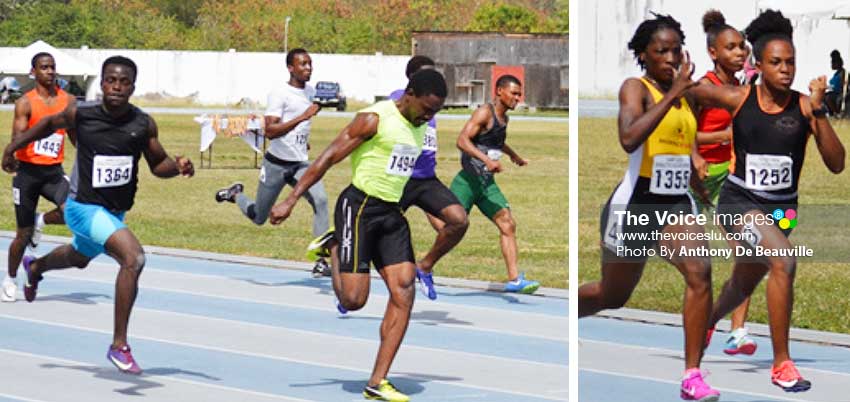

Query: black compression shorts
[334,184,414,273]
[12,162,68,228]
[399,176,461,216]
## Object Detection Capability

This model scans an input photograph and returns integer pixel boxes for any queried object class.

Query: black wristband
[812,107,827,118]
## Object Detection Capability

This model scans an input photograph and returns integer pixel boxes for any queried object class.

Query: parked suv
[313,81,346,111]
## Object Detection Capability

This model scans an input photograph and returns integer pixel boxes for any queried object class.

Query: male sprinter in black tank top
[2,56,194,375]
[450,75,539,293]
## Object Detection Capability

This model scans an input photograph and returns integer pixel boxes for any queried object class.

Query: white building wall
[0,47,410,105]
[579,0,850,97]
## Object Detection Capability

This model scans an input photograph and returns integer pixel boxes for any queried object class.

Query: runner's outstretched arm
[804,77,845,173]
[142,117,194,178]
[2,102,76,172]
[269,112,378,225]
[687,78,747,113]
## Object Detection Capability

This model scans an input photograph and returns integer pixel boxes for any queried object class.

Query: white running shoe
[1,276,17,302]
[29,212,45,250]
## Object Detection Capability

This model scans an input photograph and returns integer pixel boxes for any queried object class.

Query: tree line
[0,0,567,54]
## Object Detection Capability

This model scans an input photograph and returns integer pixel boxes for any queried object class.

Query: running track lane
[0,238,568,402]
[579,316,850,402]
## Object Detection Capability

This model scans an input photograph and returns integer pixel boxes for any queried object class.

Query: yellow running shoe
[305,228,334,261]
[363,379,410,401]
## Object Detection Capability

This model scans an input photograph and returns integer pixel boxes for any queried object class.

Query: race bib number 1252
[745,154,793,191]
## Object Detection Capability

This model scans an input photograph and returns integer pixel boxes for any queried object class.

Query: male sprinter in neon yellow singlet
[269,69,447,402]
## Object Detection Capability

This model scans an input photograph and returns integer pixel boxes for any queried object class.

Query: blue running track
[0,236,567,402]
[580,314,850,402]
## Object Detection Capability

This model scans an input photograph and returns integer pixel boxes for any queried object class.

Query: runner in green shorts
[450,74,539,294]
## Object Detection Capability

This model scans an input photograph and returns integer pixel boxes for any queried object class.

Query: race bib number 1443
[33,133,63,158]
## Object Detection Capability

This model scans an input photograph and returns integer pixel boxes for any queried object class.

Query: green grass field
[579,117,850,333]
[0,111,567,288]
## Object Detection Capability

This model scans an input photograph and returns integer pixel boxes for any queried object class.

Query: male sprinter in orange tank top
[2,52,74,303]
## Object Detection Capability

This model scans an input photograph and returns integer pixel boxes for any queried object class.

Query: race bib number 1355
[650,154,691,195]
[92,155,133,188]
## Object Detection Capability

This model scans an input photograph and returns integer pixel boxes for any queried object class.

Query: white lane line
[41,270,568,342]
[0,314,567,402]
[94,264,568,319]
[0,348,312,402]
[580,338,850,378]
[0,392,50,402]
[0,307,565,370]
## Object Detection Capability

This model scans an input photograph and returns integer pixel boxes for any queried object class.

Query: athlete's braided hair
[744,9,793,62]
[702,9,737,48]
[628,12,685,70]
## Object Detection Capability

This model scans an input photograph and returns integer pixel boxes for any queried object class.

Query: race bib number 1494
[386,144,419,177]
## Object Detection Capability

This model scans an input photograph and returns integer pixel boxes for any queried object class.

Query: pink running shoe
[771,360,811,392]
[107,344,143,375]
[681,368,720,402]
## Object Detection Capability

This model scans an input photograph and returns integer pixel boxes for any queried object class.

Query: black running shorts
[716,180,796,239]
[398,176,461,215]
[334,184,414,273]
[12,162,68,228]
[600,177,697,261]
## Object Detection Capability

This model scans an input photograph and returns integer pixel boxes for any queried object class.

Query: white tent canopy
[0,40,97,76]
[0,40,98,99]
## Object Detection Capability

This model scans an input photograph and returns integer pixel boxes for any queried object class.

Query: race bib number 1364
[92,155,133,188]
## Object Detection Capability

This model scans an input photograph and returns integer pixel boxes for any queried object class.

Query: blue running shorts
[64,197,127,258]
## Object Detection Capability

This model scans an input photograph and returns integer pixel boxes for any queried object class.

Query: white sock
[730,327,749,338]
[35,213,45,227]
